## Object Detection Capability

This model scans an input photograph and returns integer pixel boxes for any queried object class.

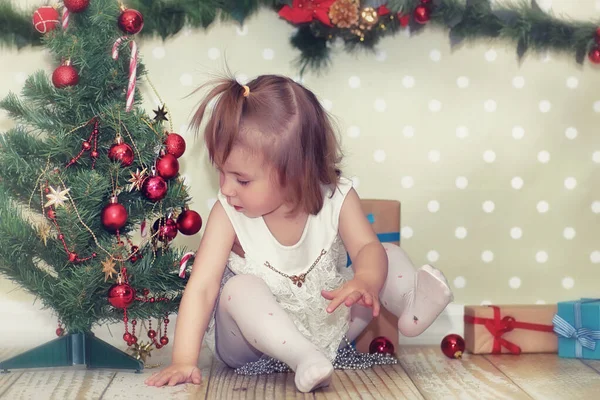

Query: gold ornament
[101,257,118,282]
[38,224,51,246]
[359,7,379,30]
[44,186,71,208]
[329,0,360,28]
[128,168,147,192]
[129,341,154,364]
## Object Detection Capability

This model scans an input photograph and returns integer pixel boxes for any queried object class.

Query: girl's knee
[383,243,415,268]
[221,274,266,298]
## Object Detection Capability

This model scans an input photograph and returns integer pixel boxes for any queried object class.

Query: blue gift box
[553,299,600,360]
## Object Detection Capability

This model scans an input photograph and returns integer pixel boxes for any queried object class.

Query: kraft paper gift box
[554,299,600,360]
[353,199,401,354]
[464,304,557,354]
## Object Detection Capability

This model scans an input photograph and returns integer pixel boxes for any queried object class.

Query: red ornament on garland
[369,336,395,355]
[441,333,465,359]
[164,133,186,158]
[152,217,178,243]
[156,154,179,180]
[108,137,134,167]
[398,13,410,27]
[32,6,60,34]
[64,0,89,13]
[589,46,600,64]
[177,209,202,235]
[68,252,78,263]
[413,5,431,24]
[118,8,144,34]
[142,174,168,202]
[52,62,79,88]
[101,196,128,232]
[108,282,136,309]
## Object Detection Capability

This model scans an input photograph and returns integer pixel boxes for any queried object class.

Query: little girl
[145,75,453,392]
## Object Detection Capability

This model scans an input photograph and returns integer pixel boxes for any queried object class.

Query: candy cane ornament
[62,8,70,30]
[179,252,195,278]
[112,36,138,112]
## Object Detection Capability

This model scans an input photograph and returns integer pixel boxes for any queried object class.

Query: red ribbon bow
[464,305,554,354]
[278,0,336,27]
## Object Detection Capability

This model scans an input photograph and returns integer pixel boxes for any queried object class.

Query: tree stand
[0,332,143,373]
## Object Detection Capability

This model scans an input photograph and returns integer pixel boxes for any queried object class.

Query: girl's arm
[322,188,388,315]
[338,189,387,291]
[171,201,235,365]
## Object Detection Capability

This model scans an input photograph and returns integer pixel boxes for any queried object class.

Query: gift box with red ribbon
[463,304,558,354]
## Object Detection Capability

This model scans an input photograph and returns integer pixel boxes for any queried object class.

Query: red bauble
[147,329,157,339]
[413,5,431,24]
[369,336,395,355]
[101,196,128,232]
[142,175,168,202]
[47,209,56,219]
[108,283,136,309]
[118,9,144,34]
[164,133,186,158]
[56,327,64,336]
[152,217,178,243]
[64,0,89,13]
[156,154,179,180]
[441,334,465,359]
[32,6,60,34]
[52,64,79,88]
[160,336,169,346]
[589,47,600,64]
[108,138,134,167]
[177,209,202,235]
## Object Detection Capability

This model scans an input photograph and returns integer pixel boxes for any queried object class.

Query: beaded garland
[234,336,398,375]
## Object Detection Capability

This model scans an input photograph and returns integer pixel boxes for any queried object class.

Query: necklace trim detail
[264,249,326,287]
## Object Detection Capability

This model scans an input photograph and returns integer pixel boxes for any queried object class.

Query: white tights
[214,244,452,393]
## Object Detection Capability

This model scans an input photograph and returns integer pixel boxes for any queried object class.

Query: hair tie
[242,85,250,97]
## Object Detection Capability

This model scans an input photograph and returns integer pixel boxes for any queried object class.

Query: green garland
[1,0,598,74]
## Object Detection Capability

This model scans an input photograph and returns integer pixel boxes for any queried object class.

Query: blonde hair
[189,74,343,215]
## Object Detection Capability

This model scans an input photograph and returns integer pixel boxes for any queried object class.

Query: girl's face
[218,146,288,218]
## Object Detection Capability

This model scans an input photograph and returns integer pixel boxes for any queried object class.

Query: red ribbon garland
[463,305,555,354]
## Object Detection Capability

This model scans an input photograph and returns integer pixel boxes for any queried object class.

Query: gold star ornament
[152,105,169,123]
[128,168,147,192]
[44,186,71,208]
[128,341,154,363]
[101,257,118,282]
[37,224,51,246]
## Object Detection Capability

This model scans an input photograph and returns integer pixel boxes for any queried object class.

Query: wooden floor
[1,345,600,399]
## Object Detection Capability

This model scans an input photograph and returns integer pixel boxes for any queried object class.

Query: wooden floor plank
[0,371,24,398]
[206,362,314,400]
[100,344,213,399]
[0,368,115,399]
[398,346,531,400]
[582,359,600,374]
[485,353,600,400]
[205,359,423,399]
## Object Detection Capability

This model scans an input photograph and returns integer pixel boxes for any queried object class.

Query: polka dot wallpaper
[1,1,599,310]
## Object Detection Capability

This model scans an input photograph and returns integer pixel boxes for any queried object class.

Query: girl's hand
[321,278,381,317]
[144,363,202,387]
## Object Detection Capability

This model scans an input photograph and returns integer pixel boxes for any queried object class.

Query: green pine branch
[0,0,195,334]
[1,0,598,73]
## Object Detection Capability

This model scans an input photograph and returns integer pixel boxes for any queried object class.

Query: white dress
[204,177,355,361]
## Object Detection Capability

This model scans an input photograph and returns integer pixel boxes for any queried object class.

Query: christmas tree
[0,0,202,371]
